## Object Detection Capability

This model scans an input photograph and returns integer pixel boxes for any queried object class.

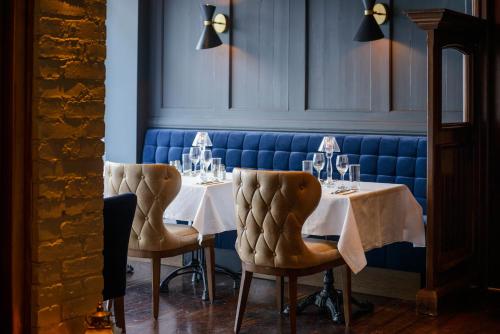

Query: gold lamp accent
[213,13,229,33]
[373,3,389,25]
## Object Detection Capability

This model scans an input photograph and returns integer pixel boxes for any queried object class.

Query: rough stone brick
[36,198,65,219]
[35,99,64,118]
[36,58,65,80]
[84,42,106,61]
[62,279,84,300]
[60,212,100,238]
[39,17,105,40]
[39,0,86,18]
[60,159,104,178]
[83,234,103,254]
[62,293,102,320]
[37,304,62,327]
[83,275,103,294]
[64,60,105,80]
[65,197,103,217]
[35,238,83,262]
[64,100,104,118]
[62,255,103,279]
[33,283,63,307]
[32,261,62,285]
[32,0,106,330]
[38,35,82,60]
[38,180,65,200]
[65,177,104,199]
[37,218,62,241]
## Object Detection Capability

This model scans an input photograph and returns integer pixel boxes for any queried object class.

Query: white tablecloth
[165,174,425,274]
[164,175,235,235]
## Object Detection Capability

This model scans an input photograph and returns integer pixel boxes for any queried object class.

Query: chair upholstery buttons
[137,236,141,240]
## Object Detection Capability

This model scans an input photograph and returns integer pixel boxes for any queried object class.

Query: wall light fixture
[196,4,229,50]
[353,1,389,42]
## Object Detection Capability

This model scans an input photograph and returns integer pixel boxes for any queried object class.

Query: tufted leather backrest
[143,129,427,214]
[232,169,321,268]
[104,162,181,252]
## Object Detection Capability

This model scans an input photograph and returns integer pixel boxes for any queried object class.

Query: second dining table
[164,171,425,321]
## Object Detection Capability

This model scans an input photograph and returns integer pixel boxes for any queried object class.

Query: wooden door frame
[1,0,33,332]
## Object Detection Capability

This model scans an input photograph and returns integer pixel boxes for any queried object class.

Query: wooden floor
[124,260,500,334]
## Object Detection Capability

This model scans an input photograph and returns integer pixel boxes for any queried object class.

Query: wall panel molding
[140,0,472,135]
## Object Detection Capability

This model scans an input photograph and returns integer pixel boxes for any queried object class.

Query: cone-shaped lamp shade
[353,0,384,42]
[318,136,340,154]
[353,15,384,41]
[196,4,223,50]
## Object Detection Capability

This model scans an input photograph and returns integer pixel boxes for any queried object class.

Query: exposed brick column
[31,0,106,332]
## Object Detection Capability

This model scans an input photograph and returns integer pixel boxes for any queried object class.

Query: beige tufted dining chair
[232,169,352,334]
[104,162,215,319]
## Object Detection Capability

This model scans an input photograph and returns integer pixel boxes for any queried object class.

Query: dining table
[163,172,425,322]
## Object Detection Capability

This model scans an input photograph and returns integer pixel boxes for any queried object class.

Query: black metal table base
[160,250,209,300]
[159,249,242,301]
[285,269,374,323]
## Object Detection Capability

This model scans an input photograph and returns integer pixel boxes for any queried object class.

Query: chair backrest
[232,168,321,268]
[104,162,181,252]
[103,193,137,300]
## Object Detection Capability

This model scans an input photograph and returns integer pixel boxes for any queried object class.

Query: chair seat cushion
[302,238,342,268]
[164,223,214,250]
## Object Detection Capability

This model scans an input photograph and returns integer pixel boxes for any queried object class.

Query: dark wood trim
[487,0,500,290]
[1,0,33,333]
[408,8,489,315]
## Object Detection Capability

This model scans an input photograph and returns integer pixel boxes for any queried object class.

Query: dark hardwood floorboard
[123,261,500,334]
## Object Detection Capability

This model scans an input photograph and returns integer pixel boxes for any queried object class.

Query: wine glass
[201,149,213,179]
[189,147,201,175]
[336,155,349,189]
[312,153,325,183]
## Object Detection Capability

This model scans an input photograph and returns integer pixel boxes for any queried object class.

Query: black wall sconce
[196,4,229,50]
[353,0,389,42]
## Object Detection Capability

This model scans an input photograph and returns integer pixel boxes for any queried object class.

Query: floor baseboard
[255,266,420,301]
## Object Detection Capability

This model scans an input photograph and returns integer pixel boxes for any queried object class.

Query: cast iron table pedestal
[285,269,374,323]
[159,249,241,300]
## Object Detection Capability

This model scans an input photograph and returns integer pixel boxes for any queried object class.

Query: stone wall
[31,0,106,332]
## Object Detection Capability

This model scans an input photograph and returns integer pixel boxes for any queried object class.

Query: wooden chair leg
[234,270,253,333]
[276,276,285,312]
[152,256,161,320]
[342,265,352,327]
[114,296,126,333]
[205,245,215,303]
[288,275,298,334]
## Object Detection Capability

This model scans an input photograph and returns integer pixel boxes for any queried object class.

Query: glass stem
[327,156,333,183]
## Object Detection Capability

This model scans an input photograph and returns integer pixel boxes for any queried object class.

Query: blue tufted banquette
[143,129,427,273]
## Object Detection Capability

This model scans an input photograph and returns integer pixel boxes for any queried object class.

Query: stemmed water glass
[201,149,213,181]
[336,154,349,189]
[312,153,325,183]
[189,147,201,175]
